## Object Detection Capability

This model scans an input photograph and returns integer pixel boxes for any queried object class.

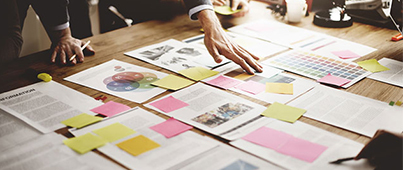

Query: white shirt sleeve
[189,4,214,20]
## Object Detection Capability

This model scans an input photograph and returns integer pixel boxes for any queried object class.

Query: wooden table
[0,1,402,168]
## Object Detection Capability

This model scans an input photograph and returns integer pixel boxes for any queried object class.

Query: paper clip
[95,95,107,102]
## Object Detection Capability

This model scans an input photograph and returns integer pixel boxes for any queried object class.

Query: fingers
[231,0,241,11]
[74,42,85,63]
[51,48,58,63]
[213,0,226,6]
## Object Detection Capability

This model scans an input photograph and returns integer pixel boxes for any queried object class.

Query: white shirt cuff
[49,22,70,31]
[189,5,214,20]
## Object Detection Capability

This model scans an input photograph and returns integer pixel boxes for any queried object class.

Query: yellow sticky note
[357,59,390,73]
[178,67,219,81]
[396,101,402,106]
[261,102,306,123]
[233,73,254,80]
[63,133,107,154]
[151,74,194,90]
[214,6,241,15]
[61,113,103,128]
[116,135,160,156]
[266,83,293,95]
[93,123,136,142]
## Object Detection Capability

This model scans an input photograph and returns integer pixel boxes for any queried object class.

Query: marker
[329,157,355,164]
[69,40,91,61]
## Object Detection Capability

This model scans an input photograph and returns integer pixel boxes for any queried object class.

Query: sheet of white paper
[368,58,403,87]
[64,59,167,103]
[170,142,285,170]
[70,107,218,170]
[204,64,316,104]
[145,83,267,140]
[230,118,375,170]
[183,32,289,59]
[228,19,377,62]
[125,39,224,72]
[288,85,403,137]
[0,81,102,133]
[0,133,124,170]
[0,109,42,152]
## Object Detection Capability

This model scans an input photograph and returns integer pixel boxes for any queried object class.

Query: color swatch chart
[263,50,371,88]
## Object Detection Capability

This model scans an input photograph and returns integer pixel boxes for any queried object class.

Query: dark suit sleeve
[182,0,213,20]
[0,0,23,64]
[31,0,70,31]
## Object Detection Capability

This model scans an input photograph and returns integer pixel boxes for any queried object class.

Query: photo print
[139,45,174,61]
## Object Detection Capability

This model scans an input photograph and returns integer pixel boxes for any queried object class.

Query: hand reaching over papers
[355,130,403,170]
[197,10,262,74]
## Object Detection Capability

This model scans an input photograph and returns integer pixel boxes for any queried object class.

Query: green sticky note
[61,113,103,128]
[357,59,390,73]
[389,101,395,106]
[261,102,306,123]
[178,67,219,81]
[151,74,194,90]
[214,6,241,15]
[93,123,136,142]
[116,135,160,156]
[63,133,107,154]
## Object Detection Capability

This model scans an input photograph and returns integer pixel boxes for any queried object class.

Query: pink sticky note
[206,75,242,89]
[245,23,274,32]
[317,73,351,86]
[149,118,193,138]
[277,137,328,163]
[235,80,266,95]
[149,96,189,113]
[90,101,131,117]
[242,127,293,150]
[332,50,361,59]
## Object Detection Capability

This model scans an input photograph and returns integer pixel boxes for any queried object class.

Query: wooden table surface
[0,1,402,167]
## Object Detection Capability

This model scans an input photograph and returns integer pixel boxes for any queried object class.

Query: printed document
[145,83,267,140]
[65,59,167,103]
[0,81,102,133]
[230,118,374,170]
[70,107,218,170]
[288,85,403,137]
[0,133,124,170]
[368,58,403,87]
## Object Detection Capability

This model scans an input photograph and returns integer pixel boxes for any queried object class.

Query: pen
[69,40,91,61]
[329,157,355,164]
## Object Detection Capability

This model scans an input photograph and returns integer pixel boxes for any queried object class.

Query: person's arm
[31,0,94,65]
[0,0,23,64]
[355,130,403,170]
[212,0,251,17]
[183,0,262,74]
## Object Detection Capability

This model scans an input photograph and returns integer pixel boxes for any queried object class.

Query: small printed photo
[221,160,258,170]
[192,103,253,128]
[176,47,201,56]
[139,45,174,61]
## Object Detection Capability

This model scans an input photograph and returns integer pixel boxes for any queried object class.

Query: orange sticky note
[116,135,160,156]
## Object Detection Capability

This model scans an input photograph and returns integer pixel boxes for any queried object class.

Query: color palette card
[263,50,371,88]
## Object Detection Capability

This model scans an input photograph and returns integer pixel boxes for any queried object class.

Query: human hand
[49,28,94,65]
[355,130,402,170]
[212,0,250,17]
[198,10,262,74]
[230,0,250,17]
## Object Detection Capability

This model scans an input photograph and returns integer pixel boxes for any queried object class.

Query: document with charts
[183,32,289,59]
[368,58,403,87]
[65,59,167,103]
[0,81,102,133]
[204,63,316,104]
[145,83,267,140]
[0,133,124,170]
[70,107,218,170]
[288,85,403,137]
[230,118,374,170]
[125,39,226,72]
[229,19,376,61]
